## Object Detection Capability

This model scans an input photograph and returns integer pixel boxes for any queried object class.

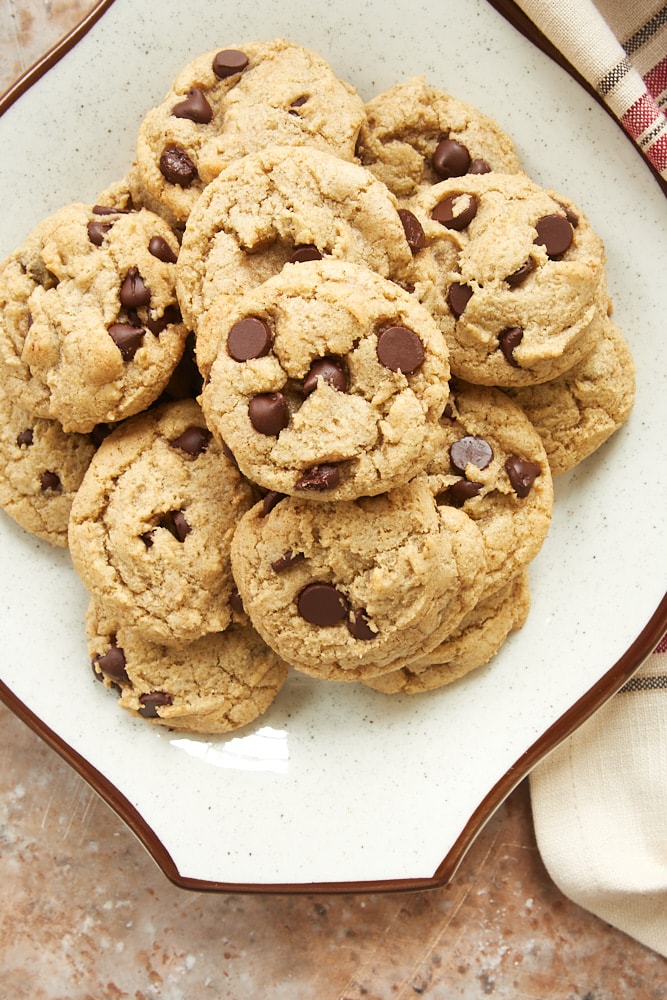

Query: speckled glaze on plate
[0,0,665,893]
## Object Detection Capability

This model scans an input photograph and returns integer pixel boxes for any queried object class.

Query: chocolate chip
[212,49,249,79]
[159,510,191,542]
[141,530,155,548]
[469,158,491,174]
[436,479,482,507]
[248,392,290,436]
[271,549,305,572]
[505,455,541,498]
[295,464,340,492]
[289,95,309,115]
[302,357,348,396]
[148,235,178,263]
[398,208,426,252]
[87,219,112,246]
[261,491,286,515]
[498,326,524,367]
[506,258,535,287]
[376,326,425,374]
[120,267,151,309]
[431,193,478,231]
[169,425,212,457]
[227,316,273,361]
[297,582,348,626]
[108,323,145,361]
[289,244,323,263]
[432,138,471,179]
[95,644,128,682]
[159,144,198,187]
[16,429,33,447]
[138,690,173,718]
[449,435,494,474]
[40,470,61,492]
[534,214,573,258]
[347,608,377,641]
[447,282,473,317]
[145,304,182,336]
[172,87,213,124]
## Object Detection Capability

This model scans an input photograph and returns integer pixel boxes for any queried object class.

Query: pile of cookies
[0,39,635,734]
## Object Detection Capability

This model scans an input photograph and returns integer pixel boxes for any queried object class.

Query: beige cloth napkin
[513,0,667,187]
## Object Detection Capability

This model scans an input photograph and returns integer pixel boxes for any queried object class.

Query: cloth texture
[515,0,667,184]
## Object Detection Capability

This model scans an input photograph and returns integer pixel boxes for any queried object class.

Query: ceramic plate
[0,0,665,893]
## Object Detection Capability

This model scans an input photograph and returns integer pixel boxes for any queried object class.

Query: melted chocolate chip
[169,425,212,457]
[505,456,541,498]
[159,144,198,187]
[437,479,482,508]
[138,690,173,718]
[227,316,273,361]
[297,582,348,626]
[449,435,494,474]
[289,244,323,263]
[432,138,471,179]
[376,326,425,374]
[108,323,145,361]
[398,208,426,252]
[261,491,287,515]
[148,235,178,263]
[87,219,112,246]
[172,87,213,124]
[295,464,341,492]
[248,392,290,436]
[431,193,478,231]
[498,326,524,367]
[302,357,348,396]
[120,267,151,309]
[271,549,305,573]
[95,644,128,682]
[159,510,191,542]
[506,258,535,287]
[447,282,473,318]
[212,49,249,78]
[40,470,61,492]
[534,214,573,258]
[469,158,491,174]
[347,608,377,641]
[16,429,33,447]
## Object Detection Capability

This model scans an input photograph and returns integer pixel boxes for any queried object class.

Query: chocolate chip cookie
[135,38,366,223]
[68,399,256,645]
[407,171,608,386]
[357,76,521,199]
[0,376,97,547]
[506,317,636,474]
[176,144,417,375]
[0,202,187,433]
[200,258,451,501]
[87,600,289,734]
[426,380,553,596]
[230,478,487,681]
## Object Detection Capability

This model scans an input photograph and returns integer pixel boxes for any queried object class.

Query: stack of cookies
[0,39,635,733]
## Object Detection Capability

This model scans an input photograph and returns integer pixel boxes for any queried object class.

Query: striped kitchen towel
[494,0,667,189]
[530,634,667,956]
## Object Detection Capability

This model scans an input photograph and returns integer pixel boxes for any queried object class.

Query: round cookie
[68,399,256,646]
[357,76,521,199]
[87,601,289,734]
[407,172,608,386]
[506,318,636,475]
[176,145,417,375]
[364,570,530,694]
[200,258,451,501]
[425,380,553,597]
[0,376,97,547]
[229,478,487,681]
[0,202,187,433]
[135,39,366,223]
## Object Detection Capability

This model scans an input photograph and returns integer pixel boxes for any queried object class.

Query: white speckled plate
[0,0,665,892]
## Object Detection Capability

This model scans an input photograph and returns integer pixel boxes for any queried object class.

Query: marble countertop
[1,2,665,997]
